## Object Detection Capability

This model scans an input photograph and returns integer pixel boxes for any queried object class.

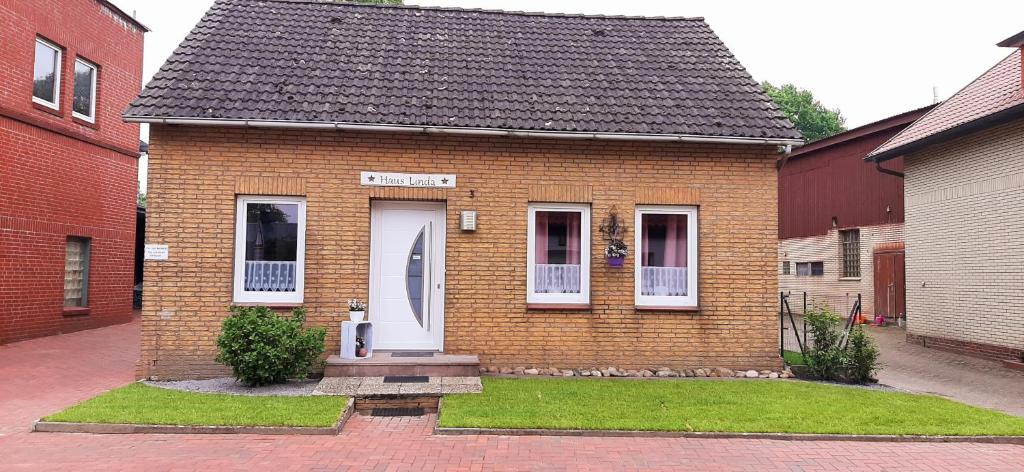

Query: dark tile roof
[869,50,1024,161]
[125,0,801,141]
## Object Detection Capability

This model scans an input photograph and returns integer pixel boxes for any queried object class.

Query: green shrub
[216,306,326,386]
[847,326,880,383]
[801,306,880,383]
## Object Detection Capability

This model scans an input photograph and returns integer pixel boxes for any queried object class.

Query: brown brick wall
[141,125,782,379]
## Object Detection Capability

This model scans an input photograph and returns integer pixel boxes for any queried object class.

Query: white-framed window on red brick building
[526,203,591,305]
[635,206,698,308]
[233,196,306,304]
[33,37,62,110]
[64,237,90,307]
[72,58,98,122]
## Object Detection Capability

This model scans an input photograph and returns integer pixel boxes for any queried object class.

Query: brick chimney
[997,30,1024,89]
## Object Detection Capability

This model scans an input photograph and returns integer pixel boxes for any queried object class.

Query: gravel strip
[144,378,319,396]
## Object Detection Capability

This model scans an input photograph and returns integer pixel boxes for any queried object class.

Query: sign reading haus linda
[360,171,456,188]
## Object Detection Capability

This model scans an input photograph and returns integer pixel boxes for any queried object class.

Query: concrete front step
[313,376,483,396]
[324,352,480,377]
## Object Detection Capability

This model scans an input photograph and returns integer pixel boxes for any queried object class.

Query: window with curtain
[635,206,698,307]
[527,203,590,304]
[233,196,306,303]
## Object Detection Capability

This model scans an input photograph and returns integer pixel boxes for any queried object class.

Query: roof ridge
[260,0,706,21]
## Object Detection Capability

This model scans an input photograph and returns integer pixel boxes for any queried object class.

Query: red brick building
[0,0,147,343]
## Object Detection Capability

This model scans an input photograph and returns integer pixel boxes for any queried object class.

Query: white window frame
[233,195,307,304]
[635,205,699,308]
[526,203,591,305]
[32,37,62,110]
[72,58,97,122]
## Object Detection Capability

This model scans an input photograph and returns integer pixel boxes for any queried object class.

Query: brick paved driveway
[2,321,1023,471]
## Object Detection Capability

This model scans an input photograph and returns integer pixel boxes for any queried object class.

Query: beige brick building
[126,1,804,379]
[868,35,1024,361]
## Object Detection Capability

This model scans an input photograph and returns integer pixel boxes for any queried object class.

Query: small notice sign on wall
[144,244,169,261]
[360,171,456,188]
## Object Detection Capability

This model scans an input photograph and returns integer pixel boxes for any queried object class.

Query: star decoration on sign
[441,178,449,185]
[367,175,375,182]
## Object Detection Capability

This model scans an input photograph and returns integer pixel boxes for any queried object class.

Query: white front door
[369,201,446,350]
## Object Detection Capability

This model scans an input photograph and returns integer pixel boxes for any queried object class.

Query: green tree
[762,81,846,142]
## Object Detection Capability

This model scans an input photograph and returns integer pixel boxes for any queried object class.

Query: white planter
[349,310,365,323]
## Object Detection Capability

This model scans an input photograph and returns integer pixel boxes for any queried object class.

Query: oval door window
[406,227,425,327]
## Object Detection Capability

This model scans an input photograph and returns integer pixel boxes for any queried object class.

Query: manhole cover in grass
[383,375,429,383]
[391,351,435,358]
[371,407,425,417]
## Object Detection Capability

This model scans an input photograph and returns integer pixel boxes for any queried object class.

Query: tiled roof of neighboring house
[785,104,935,161]
[124,0,801,142]
[868,49,1024,161]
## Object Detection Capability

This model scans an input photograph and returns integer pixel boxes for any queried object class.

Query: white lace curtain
[640,266,687,296]
[535,264,581,294]
[245,261,297,292]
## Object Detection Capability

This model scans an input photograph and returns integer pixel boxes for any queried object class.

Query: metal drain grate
[371,407,425,417]
[383,375,429,383]
[391,351,435,358]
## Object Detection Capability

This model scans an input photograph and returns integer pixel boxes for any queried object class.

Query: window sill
[839,277,862,281]
[635,305,700,312]
[72,114,98,129]
[32,100,63,117]
[62,307,91,316]
[527,303,591,311]
[231,302,303,309]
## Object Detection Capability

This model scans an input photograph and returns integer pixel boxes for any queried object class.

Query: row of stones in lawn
[482,366,794,379]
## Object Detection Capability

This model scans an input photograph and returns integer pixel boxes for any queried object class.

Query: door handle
[425,220,432,332]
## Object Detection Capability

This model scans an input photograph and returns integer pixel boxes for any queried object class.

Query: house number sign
[360,171,456,188]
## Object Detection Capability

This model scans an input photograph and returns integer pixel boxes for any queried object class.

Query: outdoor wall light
[460,211,477,231]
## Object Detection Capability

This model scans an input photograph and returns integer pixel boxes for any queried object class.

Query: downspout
[873,158,904,178]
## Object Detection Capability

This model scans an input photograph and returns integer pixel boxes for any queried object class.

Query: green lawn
[440,377,1024,436]
[44,383,347,427]
[782,350,806,365]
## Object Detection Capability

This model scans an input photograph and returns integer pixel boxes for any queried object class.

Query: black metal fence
[780,291,862,360]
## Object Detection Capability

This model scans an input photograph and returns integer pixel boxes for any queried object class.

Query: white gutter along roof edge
[125,116,804,147]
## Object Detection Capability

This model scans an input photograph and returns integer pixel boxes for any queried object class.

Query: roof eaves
[124,115,804,146]
[786,104,936,159]
[866,102,1024,162]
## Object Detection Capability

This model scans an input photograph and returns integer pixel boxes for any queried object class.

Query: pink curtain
[535,211,549,264]
[641,214,687,267]
[566,212,580,265]
[534,211,581,265]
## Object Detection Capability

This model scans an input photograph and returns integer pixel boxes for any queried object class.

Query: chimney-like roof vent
[997,30,1024,48]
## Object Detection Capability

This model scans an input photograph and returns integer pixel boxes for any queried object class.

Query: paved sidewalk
[1,321,1023,471]
[870,325,1024,416]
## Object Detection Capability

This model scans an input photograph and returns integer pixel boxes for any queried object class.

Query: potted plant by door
[605,239,628,267]
[348,298,367,322]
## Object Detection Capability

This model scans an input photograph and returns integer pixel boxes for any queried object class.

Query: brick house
[778,105,933,319]
[127,0,802,379]
[0,0,146,343]
[867,31,1024,362]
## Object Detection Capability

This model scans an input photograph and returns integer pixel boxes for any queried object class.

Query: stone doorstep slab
[314,377,482,396]
[431,399,1024,444]
[32,399,354,436]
